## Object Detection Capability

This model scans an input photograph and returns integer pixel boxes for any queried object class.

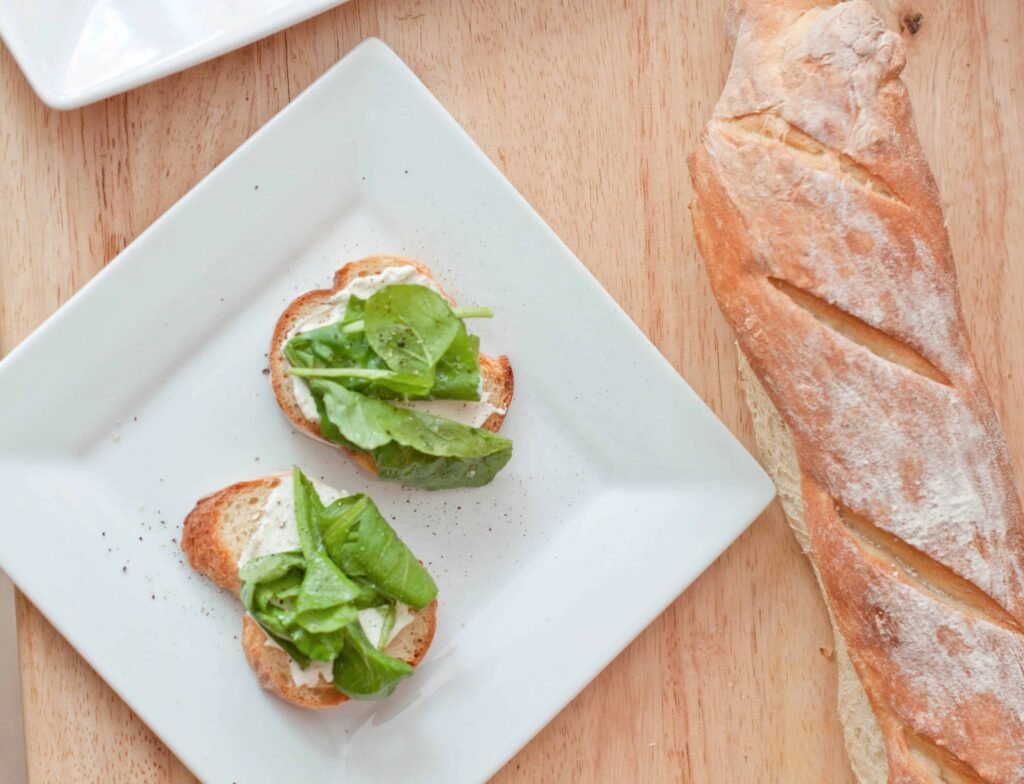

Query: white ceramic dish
[0,0,349,109]
[0,39,774,783]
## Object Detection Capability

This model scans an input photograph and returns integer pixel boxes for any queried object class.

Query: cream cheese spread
[284,265,504,427]
[237,474,345,567]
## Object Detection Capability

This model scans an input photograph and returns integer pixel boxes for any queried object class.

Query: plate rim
[0,0,347,109]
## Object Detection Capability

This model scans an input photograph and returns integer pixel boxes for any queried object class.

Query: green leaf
[283,297,374,377]
[430,324,480,400]
[289,626,348,663]
[284,285,487,401]
[290,466,321,557]
[294,601,359,634]
[288,366,436,398]
[240,552,351,663]
[350,578,389,610]
[364,285,461,378]
[310,379,513,489]
[316,384,402,449]
[331,624,414,700]
[321,494,438,609]
[373,442,513,490]
[239,551,305,588]
[237,467,438,695]
[343,306,492,336]
[294,553,359,614]
[284,297,430,399]
[239,472,361,662]
[291,467,361,619]
[319,495,371,555]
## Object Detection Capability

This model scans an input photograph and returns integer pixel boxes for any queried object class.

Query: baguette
[689,1,1024,781]
[181,473,437,709]
[269,255,514,477]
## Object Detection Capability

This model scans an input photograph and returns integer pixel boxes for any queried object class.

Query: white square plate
[0,39,774,783]
[0,0,349,109]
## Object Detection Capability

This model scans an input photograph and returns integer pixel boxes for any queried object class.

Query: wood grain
[1,0,1021,781]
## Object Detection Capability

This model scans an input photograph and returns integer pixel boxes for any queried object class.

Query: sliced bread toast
[269,256,514,476]
[181,473,437,709]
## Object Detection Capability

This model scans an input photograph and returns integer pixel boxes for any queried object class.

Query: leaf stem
[452,306,494,319]
[340,306,491,335]
[289,367,395,379]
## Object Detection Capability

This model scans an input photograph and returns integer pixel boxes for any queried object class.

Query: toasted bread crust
[242,600,438,709]
[181,477,276,594]
[181,473,438,708]
[269,256,514,476]
[478,353,514,433]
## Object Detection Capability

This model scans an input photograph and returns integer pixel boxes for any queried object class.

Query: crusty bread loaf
[181,473,437,709]
[689,1,1024,781]
[740,355,888,783]
[269,255,514,476]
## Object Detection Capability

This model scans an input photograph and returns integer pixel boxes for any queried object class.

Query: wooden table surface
[2,1,1022,781]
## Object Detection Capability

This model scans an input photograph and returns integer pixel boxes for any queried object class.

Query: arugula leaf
[351,578,389,610]
[237,470,366,662]
[284,297,435,399]
[315,383,395,449]
[430,323,480,400]
[238,550,350,662]
[283,297,374,376]
[373,442,513,490]
[332,623,414,700]
[311,379,512,489]
[290,365,436,398]
[291,466,327,555]
[291,468,362,631]
[238,468,438,698]
[364,285,461,378]
[320,494,438,609]
[284,288,482,400]
[239,551,305,588]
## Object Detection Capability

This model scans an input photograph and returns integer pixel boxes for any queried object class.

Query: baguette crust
[269,255,514,477]
[690,2,1024,781]
[181,473,437,709]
